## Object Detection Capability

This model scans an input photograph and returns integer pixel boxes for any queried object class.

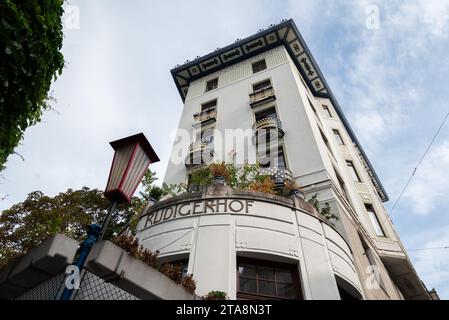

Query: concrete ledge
[0,234,79,299]
[381,255,431,300]
[85,240,196,300]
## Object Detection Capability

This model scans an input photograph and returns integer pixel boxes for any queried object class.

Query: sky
[1,0,449,299]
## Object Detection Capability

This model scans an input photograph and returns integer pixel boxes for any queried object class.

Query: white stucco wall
[161,44,411,300]
[136,194,363,300]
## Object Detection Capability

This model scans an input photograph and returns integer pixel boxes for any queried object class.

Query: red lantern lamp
[104,133,160,203]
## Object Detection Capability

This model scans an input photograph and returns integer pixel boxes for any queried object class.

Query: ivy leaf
[0,0,65,170]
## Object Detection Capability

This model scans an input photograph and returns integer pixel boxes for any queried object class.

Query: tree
[0,0,65,170]
[0,187,142,268]
[139,169,164,201]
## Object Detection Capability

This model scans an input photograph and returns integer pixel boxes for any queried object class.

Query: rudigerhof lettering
[145,199,254,227]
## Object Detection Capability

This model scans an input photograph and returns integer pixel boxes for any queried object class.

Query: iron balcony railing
[193,108,217,128]
[253,117,285,138]
[259,167,294,187]
[185,140,214,167]
[249,86,276,108]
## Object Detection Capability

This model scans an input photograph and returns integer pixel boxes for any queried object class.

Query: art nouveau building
[135,20,431,300]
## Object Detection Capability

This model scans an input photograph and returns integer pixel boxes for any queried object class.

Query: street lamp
[99,133,160,240]
[60,133,159,300]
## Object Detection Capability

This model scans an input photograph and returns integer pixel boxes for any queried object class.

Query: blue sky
[1,0,449,299]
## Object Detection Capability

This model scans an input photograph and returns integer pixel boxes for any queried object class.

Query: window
[199,129,214,145]
[359,236,387,292]
[320,129,335,158]
[252,59,267,73]
[322,105,332,117]
[259,146,286,169]
[237,258,302,300]
[346,161,361,182]
[255,107,277,121]
[253,79,271,92]
[365,204,386,237]
[333,130,344,145]
[276,147,287,169]
[205,78,218,92]
[308,98,318,116]
[201,99,217,113]
[337,283,361,300]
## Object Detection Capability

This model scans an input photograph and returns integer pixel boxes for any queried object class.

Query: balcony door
[255,107,277,121]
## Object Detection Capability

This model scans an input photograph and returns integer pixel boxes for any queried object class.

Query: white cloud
[403,140,449,215]
[407,224,449,299]
[328,0,449,153]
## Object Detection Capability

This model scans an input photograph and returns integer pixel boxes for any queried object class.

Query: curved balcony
[253,117,285,142]
[249,86,276,108]
[259,167,293,188]
[185,141,214,168]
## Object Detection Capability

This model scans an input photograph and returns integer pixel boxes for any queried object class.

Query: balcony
[185,140,214,168]
[249,86,276,108]
[253,117,285,141]
[193,108,217,128]
[259,167,293,188]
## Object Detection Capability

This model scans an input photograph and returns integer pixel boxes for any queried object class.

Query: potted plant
[248,175,276,195]
[284,180,305,200]
[209,162,229,186]
[147,186,163,205]
[203,290,228,300]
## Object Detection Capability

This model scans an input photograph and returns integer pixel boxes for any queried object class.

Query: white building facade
[136,20,431,300]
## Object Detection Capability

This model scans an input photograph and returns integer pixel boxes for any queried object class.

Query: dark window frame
[334,168,350,202]
[252,79,272,92]
[365,203,386,237]
[201,99,217,113]
[333,129,345,145]
[346,160,362,182]
[308,98,318,115]
[322,105,333,117]
[320,129,335,158]
[252,59,267,74]
[205,78,219,92]
[237,257,303,300]
[255,106,278,121]
[258,145,286,169]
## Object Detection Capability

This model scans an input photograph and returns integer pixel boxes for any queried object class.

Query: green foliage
[0,0,65,169]
[189,166,212,189]
[203,291,228,300]
[140,169,187,200]
[225,160,261,190]
[140,170,164,201]
[307,194,339,223]
[0,187,141,269]
[187,160,276,195]
[161,182,187,197]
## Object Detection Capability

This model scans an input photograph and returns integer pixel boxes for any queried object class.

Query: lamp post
[60,133,159,300]
[100,133,160,240]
